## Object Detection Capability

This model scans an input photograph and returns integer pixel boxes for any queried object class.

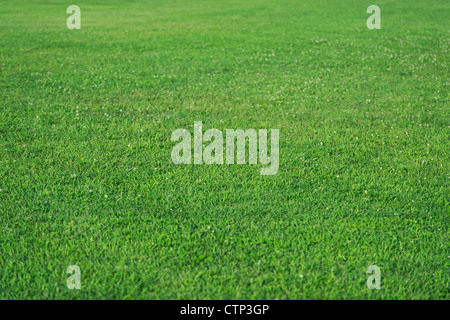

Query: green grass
[0,0,448,299]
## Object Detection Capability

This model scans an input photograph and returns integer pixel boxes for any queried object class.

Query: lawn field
[0,0,449,299]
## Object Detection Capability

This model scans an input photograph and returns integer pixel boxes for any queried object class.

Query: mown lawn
[0,0,448,299]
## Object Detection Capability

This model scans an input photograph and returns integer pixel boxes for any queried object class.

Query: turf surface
[0,0,449,299]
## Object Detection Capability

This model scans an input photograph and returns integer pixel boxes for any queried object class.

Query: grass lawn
[0,0,448,299]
